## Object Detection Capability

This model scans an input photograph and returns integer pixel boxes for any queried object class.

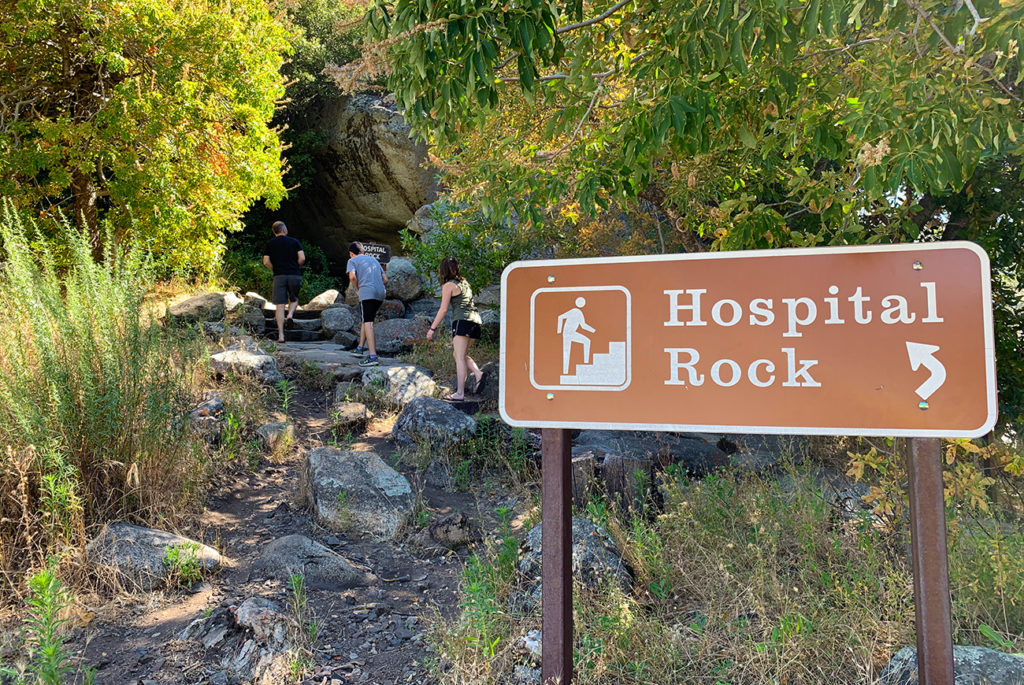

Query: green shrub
[0,565,95,684]
[0,203,206,587]
[164,542,205,589]
[401,202,546,294]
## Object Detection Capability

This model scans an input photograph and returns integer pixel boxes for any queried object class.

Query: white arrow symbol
[906,342,947,400]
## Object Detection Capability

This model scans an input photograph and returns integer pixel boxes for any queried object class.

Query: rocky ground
[58,344,533,685]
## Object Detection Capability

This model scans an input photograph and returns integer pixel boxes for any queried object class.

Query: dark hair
[439,257,462,283]
[349,241,363,255]
[271,221,287,235]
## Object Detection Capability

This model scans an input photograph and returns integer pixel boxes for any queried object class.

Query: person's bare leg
[365,322,377,356]
[466,339,483,390]
[275,304,286,342]
[287,299,298,322]
[452,335,470,399]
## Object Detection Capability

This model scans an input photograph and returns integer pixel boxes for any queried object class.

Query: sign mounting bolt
[919,401,929,410]
[546,393,555,400]
[913,261,923,270]
[547,275,555,283]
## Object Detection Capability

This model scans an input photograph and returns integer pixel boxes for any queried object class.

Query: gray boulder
[244,292,267,307]
[428,512,476,549]
[476,360,500,408]
[180,597,294,685]
[515,517,632,611]
[574,430,730,477]
[256,422,294,452]
[321,306,359,337]
[333,331,359,349]
[240,305,267,332]
[304,448,415,539]
[371,318,429,356]
[305,289,340,310]
[87,523,221,590]
[210,349,284,384]
[406,202,440,236]
[392,396,476,447]
[384,257,423,302]
[252,534,376,589]
[377,299,406,321]
[189,394,225,444]
[331,402,372,434]
[201,321,246,338]
[362,364,436,406]
[168,292,225,324]
[234,597,295,648]
[223,292,244,313]
[879,645,1024,684]
[480,308,500,342]
[405,298,451,332]
[475,284,501,308]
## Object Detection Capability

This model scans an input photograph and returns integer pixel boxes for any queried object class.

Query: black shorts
[359,299,383,323]
[452,319,481,339]
[272,275,301,305]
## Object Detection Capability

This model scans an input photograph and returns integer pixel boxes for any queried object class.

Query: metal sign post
[499,243,997,685]
[907,437,955,684]
[541,429,573,685]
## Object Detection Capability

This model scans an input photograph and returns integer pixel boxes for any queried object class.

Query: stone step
[260,308,326,320]
[447,399,480,415]
[262,329,325,342]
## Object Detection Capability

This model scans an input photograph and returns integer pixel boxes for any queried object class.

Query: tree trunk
[70,167,101,256]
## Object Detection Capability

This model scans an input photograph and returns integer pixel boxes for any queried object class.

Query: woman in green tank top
[427,257,484,400]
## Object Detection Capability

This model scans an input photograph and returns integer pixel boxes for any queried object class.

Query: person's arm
[348,270,358,293]
[557,312,566,334]
[427,282,454,341]
[263,255,272,270]
[297,250,306,266]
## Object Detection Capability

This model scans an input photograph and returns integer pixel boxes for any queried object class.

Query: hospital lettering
[662,281,943,389]
[664,281,943,335]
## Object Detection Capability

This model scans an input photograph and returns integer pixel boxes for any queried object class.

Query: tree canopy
[342,0,1024,426]
[0,0,291,270]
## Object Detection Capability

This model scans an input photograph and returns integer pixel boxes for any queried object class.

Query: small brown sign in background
[500,242,995,437]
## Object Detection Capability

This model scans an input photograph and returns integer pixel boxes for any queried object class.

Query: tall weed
[0,203,206,593]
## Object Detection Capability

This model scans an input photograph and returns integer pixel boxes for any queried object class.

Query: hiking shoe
[358,355,379,367]
[354,345,365,357]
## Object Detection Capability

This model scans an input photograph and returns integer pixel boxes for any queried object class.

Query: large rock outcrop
[286,94,439,262]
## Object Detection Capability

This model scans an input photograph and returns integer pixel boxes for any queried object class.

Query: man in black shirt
[262,221,306,343]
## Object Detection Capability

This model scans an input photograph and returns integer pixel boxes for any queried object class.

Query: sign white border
[498,242,997,438]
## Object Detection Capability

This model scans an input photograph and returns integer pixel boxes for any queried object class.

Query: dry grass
[432,461,1024,684]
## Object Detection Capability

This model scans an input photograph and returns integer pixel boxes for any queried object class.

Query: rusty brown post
[542,428,573,685]
[906,437,955,684]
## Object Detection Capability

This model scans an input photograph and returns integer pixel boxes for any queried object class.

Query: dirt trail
[70,386,520,685]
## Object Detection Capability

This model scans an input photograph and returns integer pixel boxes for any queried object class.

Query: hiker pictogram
[529,286,631,391]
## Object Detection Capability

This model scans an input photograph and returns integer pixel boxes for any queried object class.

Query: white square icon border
[528,285,632,392]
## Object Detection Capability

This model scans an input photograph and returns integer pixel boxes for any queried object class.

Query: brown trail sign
[499,242,996,685]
